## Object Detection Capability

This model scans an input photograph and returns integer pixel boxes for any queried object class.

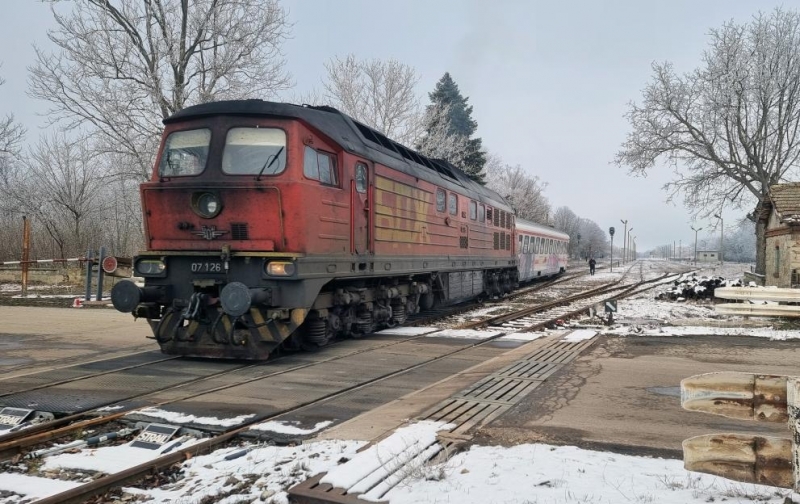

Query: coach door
[351,161,372,255]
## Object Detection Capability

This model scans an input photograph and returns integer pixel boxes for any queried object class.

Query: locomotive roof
[165,99,514,212]
[516,218,570,240]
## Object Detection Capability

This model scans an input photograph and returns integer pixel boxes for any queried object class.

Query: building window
[436,189,446,212]
[448,193,457,215]
[303,146,337,185]
[355,163,368,193]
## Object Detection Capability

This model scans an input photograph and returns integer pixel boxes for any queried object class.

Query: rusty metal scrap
[683,434,793,488]
[681,372,788,422]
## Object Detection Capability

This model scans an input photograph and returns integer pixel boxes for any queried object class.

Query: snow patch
[562,329,596,342]
[425,329,503,339]
[250,420,333,435]
[129,407,255,427]
[0,473,81,500]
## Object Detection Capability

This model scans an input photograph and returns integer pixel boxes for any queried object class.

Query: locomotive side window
[159,128,211,177]
[355,163,368,193]
[479,204,485,222]
[448,193,457,215]
[436,189,446,212]
[304,146,338,186]
[222,128,287,175]
[469,201,477,220]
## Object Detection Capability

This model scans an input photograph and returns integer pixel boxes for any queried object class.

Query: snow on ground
[4,260,798,504]
[129,407,256,427]
[383,442,795,504]
[250,419,333,435]
[562,329,596,342]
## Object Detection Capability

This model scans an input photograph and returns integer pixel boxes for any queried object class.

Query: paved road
[480,333,800,457]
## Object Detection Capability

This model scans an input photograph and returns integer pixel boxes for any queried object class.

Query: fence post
[84,249,93,302]
[96,246,106,301]
[21,216,31,298]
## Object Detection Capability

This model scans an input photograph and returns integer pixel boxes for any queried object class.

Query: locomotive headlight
[192,192,222,219]
[136,259,166,276]
[266,261,296,276]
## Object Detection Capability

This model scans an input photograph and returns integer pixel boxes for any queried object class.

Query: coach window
[159,128,211,177]
[524,236,530,253]
[304,146,338,186]
[469,201,477,220]
[448,193,457,215]
[355,163,368,193]
[222,128,287,175]
[535,237,541,253]
[479,204,485,222]
[436,189,446,212]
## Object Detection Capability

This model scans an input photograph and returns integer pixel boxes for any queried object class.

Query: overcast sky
[0,0,790,251]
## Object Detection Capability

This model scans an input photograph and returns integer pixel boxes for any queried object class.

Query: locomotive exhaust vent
[231,223,249,240]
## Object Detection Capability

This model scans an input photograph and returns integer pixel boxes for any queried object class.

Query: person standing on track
[589,257,596,275]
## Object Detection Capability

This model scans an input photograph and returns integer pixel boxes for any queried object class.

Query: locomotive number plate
[190,261,223,273]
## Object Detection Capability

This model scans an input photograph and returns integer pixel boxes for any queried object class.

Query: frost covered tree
[552,206,583,258]
[615,8,800,275]
[323,55,421,145]
[578,218,608,260]
[419,73,486,184]
[484,153,550,223]
[30,0,292,181]
[415,102,469,164]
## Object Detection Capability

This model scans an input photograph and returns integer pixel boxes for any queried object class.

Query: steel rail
[32,315,540,504]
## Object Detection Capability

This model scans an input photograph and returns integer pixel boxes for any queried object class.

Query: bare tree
[30,0,292,180]
[323,54,421,145]
[615,8,800,275]
[0,69,25,183]
[484,153,550,223]
[8,133,105,258]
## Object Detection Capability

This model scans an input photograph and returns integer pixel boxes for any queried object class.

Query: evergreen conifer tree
[420,73,486,184]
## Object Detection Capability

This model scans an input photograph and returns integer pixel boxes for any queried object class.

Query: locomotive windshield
[222,127,287,175]
[158,129,211,177]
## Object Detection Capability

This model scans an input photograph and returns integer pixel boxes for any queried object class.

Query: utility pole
[627,228,633,262]
[691,225,702,265]
[620,219,628,265]
[714,214,724,265]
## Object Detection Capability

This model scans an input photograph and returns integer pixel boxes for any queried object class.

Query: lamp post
[627,228,633,262]
[714,214,723,265]
[691,225,702,265]
[620,219,628,265]
[575,233,581,259]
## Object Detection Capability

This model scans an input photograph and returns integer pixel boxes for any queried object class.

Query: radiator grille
[506,233,511,250]
[487,208,493,225]
[460,236,469,249]
[231,223,249,240]
[493,232,499,250]
[494,210,499,227]
[500,211,506,229]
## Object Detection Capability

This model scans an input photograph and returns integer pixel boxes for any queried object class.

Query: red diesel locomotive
[111,100,520,359]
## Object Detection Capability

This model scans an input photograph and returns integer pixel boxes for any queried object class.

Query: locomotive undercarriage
[112,257,518,360]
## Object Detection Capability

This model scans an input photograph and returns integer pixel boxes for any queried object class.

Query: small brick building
[765,183,800,287]
[695,250,719,263]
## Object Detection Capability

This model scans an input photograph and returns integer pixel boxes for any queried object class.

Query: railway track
[4,267,675,503]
